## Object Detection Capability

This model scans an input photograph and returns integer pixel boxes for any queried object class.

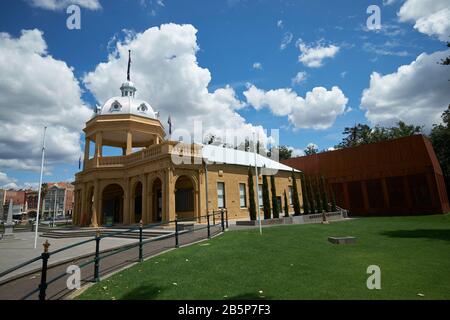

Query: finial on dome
[127,50,131,82]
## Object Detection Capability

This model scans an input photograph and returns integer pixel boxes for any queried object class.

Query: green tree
[430,105,450,198]
[284,190,289,217]
[331,189,337,212]
[262,175,271,219]
[306,176,316,214]
[313,177,323,213]
[300,173,309,214]
[247,167,257,221]
[319,176,329,212]
[270,175,280,218]
[277,146,293,160]
[291,170,301,216]
[304,143,318,155]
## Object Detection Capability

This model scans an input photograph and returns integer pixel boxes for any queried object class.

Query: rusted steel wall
[282,135,449,216]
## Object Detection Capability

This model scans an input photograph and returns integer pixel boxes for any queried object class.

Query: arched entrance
[133,182,143,223]
[102,184,124,225]
[175,175,195,219]
[152,178,163,222]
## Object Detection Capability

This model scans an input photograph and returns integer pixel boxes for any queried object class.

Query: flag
[168,116,172,135]
[78,156,81,170]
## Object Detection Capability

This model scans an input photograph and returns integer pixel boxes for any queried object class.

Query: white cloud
[362,42,410,57]
[298,40,340,68]
[27,0,101,10]
[398,0,450,41]
[383,0,396,5]
[0,172,17,187]
[83,24,269,147]
[244,85,348,130]
[280,32,293,50]
[287,146,304,157]
[0,30,92,172]
[252,62,262,70]
[361,49,450,130]
[291,71,307,85]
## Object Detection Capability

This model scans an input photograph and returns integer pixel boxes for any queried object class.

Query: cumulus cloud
[252,62,262,70]
[298,40,340,68]
[0,29,92,172]
[280,32,293,50]
[291,71,307,85]
[26,0,101,10]
[361,49,450,130]
[398,0,450,41]
[83,24,269,147]
[0,172,17,188]
[244,85,348,130]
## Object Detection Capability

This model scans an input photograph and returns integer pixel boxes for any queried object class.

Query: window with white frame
[239,183,246,208]
[217,182,225,208]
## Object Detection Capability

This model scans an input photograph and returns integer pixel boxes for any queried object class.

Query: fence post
[94,228,101,282]
[139,220,143,262]
[175,218,179,248]
[207,212,211,239]
[225,209,229,229]
[38,240,50,301]
[221,209,225,232]
[213,211,216,225]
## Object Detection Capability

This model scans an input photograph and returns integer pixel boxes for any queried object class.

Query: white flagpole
[34,126,47,249]
[253,132,262,235]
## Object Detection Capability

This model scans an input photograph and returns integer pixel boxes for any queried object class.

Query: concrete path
[0,232,138,281]
[0,225,222,300]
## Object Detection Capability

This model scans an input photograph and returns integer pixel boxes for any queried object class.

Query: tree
[262,175,271,219]
[306,176,316,214]
[430,105,450,198]
[284,190,289,217]
[277,146,293,160]
[291,170,301,216]
[331,189,337,212]
[300,173,309,214]
[319,176,329,212]
[304,143,318,155]
[247,167,257,221]
[270,175,280,218]
[440,42,450,65]
[313,177,323,213]
[336,121,422,149]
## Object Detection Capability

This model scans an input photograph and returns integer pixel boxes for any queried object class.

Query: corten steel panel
[282,135,449,216]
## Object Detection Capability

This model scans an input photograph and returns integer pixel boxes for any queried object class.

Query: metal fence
[0,209,228,300]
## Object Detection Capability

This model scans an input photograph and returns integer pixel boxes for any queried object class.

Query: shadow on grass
[381,229,450,242]
[121,285,164,300]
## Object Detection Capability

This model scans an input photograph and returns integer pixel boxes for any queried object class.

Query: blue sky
[0,0,449,189]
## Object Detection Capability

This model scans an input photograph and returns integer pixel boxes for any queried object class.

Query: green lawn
[77,214,450,300]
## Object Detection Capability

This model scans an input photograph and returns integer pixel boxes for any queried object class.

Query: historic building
[42,182,75,218]
[282,135,449,216]
[73,53,301,227]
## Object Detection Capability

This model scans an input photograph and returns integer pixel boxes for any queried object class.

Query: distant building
[282,135,449,216]
[42,182,74,218]
[25,190,39,212]
[0,189,27,220]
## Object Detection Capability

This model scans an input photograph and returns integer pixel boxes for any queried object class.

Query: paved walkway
[0,225,222,300]
[0,232,138,281]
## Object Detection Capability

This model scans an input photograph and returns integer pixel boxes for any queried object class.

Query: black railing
[0,209,228,300]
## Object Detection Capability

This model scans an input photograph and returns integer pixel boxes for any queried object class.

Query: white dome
[99,96,156,119]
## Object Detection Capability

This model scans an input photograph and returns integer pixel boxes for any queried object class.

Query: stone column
[147,176,153,223]
[80,184,87,226]
[142,174,148,224]
[126,130,133,155]
[90,180,100,227]
[123,178,131,224]
[83,137,90,170]
[95,132,103,158]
